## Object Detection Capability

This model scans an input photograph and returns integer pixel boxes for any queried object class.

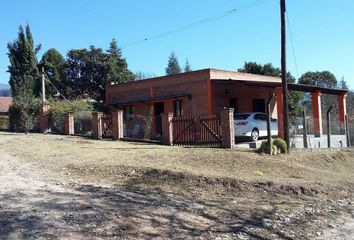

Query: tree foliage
[9,85,41,133]
[238,62,304,116]
[7,24,41,132]
[165,52,181,75]
[7,24,41,97]
[66,40,134,103]
[40,48,68,99]
[184,59,192,72]
[298,71,337,88]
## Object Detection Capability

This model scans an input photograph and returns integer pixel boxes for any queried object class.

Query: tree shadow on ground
[0,179,300,240]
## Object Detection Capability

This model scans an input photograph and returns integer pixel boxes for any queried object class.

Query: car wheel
[250,129,259,141]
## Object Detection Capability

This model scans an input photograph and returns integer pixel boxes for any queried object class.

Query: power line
[122,0,269,48]
[286,12,299,79]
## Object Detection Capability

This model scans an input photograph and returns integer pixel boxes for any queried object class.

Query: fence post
[303,110,308,148]
[161,112,174,145]
[327,105,333,148]
[220,108,235,149]
[112,110,124,140]
[92,112,103,139]
[39,104,51,133]
[64,113,75,135]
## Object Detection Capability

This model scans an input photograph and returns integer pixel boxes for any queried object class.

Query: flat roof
[212,79,348,95]
[110,93,191,106]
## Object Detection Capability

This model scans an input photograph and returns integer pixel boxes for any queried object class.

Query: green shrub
[258,140,278,155]
[273,138,287,154]
[0,115,9,130]
[9,89,41,133]
[49,100,93,133]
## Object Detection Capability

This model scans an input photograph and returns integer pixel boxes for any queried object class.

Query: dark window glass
[123,106,134,120]
[174,100,182,117]
[235,114,250,120]
[254,113,267,121]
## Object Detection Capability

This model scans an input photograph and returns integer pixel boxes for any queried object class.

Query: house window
[174,100,182,117]
[123,106,134,120]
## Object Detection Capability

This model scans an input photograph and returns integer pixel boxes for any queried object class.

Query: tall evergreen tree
[165,52,181,75]
[7,24,41,132]
[107,39,135,84]
[338,77,349,90]
[184,59,192,72]
[7,24,41,97]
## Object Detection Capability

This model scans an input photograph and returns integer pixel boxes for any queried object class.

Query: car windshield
[235,114,250,120]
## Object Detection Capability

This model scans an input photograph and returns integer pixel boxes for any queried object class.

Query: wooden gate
[172,116,196,145]
[199,115,222,146]
[172,115,222,147]
[101,114,113,139]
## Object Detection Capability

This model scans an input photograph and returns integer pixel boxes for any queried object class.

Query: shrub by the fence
[273,138,288,154]
[9,96,41,133]
[0,116,9,130]
[258,140,278,155]
[49,100,93,133]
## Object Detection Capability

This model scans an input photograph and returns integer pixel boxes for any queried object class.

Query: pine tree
[184,59,192,72]
[7,24,41,97]
[107,39,135,84]
[338,77,349,90]
[165,52,181,75]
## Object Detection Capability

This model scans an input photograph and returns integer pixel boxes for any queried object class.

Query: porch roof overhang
[211,79,348,95]
[109,93,192,106]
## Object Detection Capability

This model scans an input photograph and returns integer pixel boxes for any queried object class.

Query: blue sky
[1,0,353,89]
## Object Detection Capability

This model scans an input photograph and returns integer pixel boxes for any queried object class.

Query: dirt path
[0,153,274,239]
[319,217,354,240]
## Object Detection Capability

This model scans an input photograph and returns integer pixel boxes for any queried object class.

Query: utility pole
[280,0,290,152]
[41,66,46,103]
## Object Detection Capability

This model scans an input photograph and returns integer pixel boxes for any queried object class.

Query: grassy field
[0,132,354,239]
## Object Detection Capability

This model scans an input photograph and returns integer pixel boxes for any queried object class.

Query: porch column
[338,93,347,134]
[220,108,235,149]
[161,112,174,145]
[112,110,124,140]
[64,113,74,135]
[39,104,51,133]
[274,87,284,139]
[92,112,103,139]
[312,90,322,137]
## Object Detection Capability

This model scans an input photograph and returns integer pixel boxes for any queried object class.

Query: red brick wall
[106,69,212,117]
[212,82,278,118]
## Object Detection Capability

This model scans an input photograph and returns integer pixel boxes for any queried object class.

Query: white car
[234,112,278,141]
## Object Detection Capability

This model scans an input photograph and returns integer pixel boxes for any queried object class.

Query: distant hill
[0,83,9,90]
[0,84,10,96]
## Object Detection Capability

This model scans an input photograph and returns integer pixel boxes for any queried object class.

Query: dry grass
[1,132,353,191]
[1,132,354,239]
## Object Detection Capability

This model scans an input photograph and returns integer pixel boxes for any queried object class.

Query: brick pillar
[92,112,103,139]
[161,112,174,145]
[274,87,284,139]
[39,104,51,133]
[338,93,347,134]
[64,113,74,135]
[220,108,235,149]
[312,91,322,137]
[112,110,124,140]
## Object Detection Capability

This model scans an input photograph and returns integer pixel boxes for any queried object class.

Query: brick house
[0,97,13,116]
[105,68,347,140]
